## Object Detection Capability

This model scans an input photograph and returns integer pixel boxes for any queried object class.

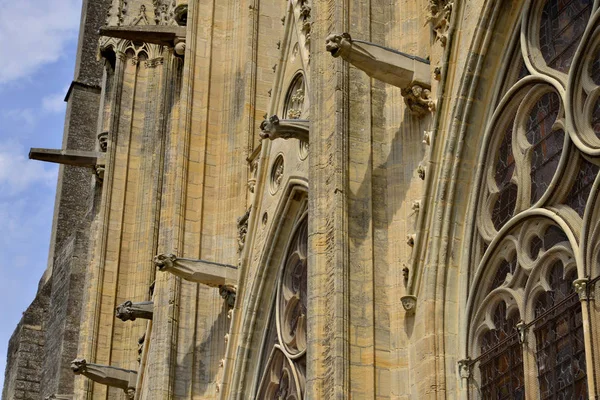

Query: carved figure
[402,84,435,116]
[115,300,154,321]
[427,0,453,47]
[417,164,426,180]
[259,115,309,142]
[98,132,109,152]
[71,359,136,398]
[219,284,237,308]
[237,207,251,253]
[401,295,417,314]
[174,3,187,26]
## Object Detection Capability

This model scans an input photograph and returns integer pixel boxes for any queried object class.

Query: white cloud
[0,0,83,84]
[42,90,67,114]
[1,108,36,129]
[0,148,57,196]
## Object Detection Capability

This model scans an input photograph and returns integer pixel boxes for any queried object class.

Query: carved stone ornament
[237,207,251,253]
[98,131,109,152]
[423,131,432,145]
[573,278,591,301]
[154,253,238,288]
[174,38,186,56]
[457,358,472,380]
[412,200,421,213]
[401,295,417,315]
[115,300,154,321]
[71,358,137,399]
[427,0,453,47]
[417,164,426,180]
[137,333,145,363]
[401,84,435,116]
[219,284,237,308]
[325,32,431,90]
[173,3,187,26]
[406,234,416,247]
[94,166,106,182]
[259,115,309,142]
[516,320,527,344]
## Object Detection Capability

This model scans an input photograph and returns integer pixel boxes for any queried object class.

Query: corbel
[457,358,472,382]
[259,115,309,142]
[401,295,417,315]
[115,300,154,321]
[71,359,136,399]
[574,278,593,301]
[325,33,434,117]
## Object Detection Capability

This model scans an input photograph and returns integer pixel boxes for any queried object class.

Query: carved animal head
[259,115,280,140]
[154,253,176,270]
[71,358,87,374]
[219,285,237,308]
[325,33,352,57]
[126,388,136,399]
[115,300,135,321]
[174,4,188,26]
[97,131,109,152]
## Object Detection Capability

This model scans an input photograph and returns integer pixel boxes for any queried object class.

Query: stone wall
[2,280,51,400]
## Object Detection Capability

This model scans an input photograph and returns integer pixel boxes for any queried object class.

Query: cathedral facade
[3,0,600,398]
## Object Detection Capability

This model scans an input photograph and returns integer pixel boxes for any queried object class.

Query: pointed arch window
[467,0,600,397]
[255,214,308,399]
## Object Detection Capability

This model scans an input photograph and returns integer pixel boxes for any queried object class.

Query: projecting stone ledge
[115,300,153,321]
[29,148,105,168]
[29,148,106,181]
[325,33,434,116]
[259,115,309,142]
[71,359,136,399]
[154,254,238,306]
[44,395,73,400]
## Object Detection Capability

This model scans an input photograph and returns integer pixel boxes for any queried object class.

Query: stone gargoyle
[71,358,137,399]
[259,115,309,143]
[325,33,434,116]
[154,253,238,307]
[115,300,154,321]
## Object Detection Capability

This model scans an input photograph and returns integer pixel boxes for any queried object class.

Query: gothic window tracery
[256,214,308,399]
[468,0,600,397]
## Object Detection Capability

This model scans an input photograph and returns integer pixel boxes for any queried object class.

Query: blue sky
[0,0,82,389]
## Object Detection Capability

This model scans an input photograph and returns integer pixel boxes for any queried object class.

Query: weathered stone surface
[115,301,154,321]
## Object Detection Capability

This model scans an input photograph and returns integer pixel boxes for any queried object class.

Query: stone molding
[115,300,154,321]
[70,359,136,399]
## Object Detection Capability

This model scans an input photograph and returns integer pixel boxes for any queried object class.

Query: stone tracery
[466,0,600,397]
[255,214,308,399]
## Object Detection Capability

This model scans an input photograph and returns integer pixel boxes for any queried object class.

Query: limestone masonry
[4,0,600,398]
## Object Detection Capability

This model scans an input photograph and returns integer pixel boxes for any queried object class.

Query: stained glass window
[479,302,525,399]
[470,0,599,397]
[534,264,587,399]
